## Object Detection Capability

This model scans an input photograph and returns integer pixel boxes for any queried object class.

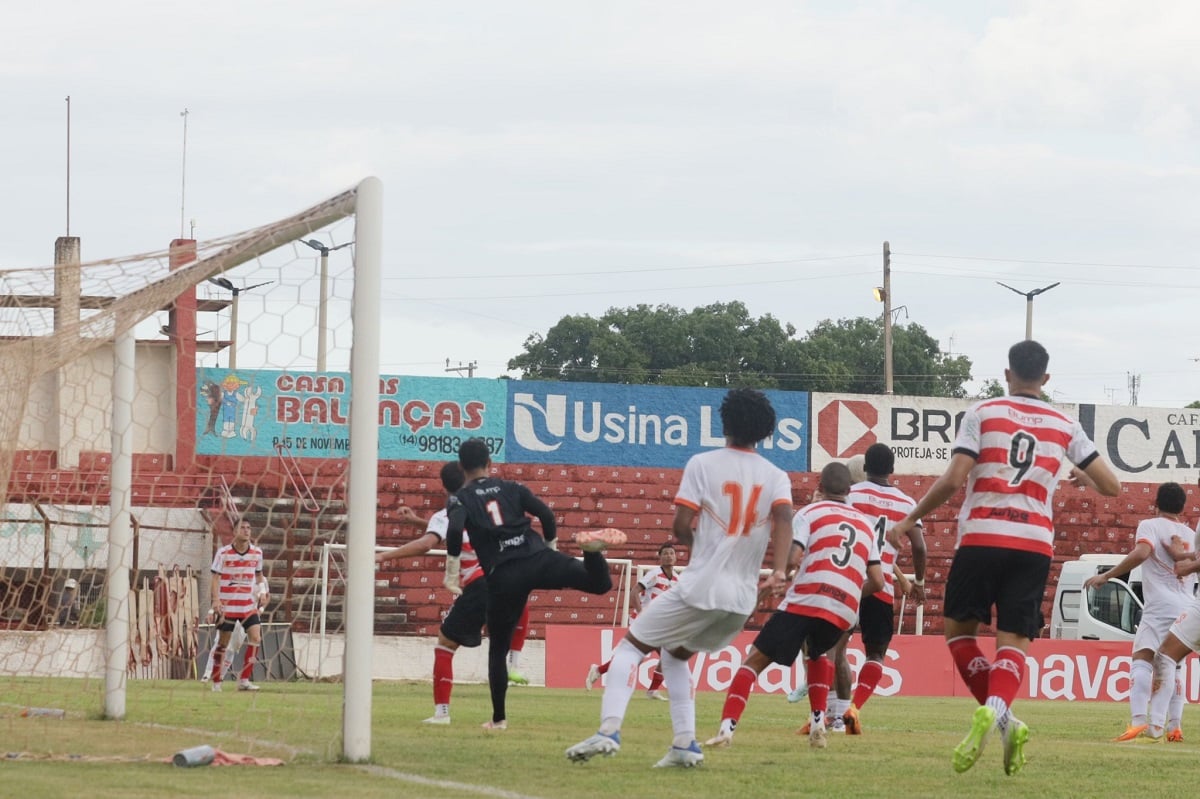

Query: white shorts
[1169,602,1200,653]
[1134,605,1187,653]
[628,588,750,653]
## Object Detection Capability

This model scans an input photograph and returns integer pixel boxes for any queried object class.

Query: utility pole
[881,241,893,395]
[445,359,477,378]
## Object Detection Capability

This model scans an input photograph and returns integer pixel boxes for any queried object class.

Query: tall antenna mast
[179,108,189,239]
[65,95,71,236]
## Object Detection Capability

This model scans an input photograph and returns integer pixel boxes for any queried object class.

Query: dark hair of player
[1156,482,1186,515]
[720,388,777,448]
[1008,340,1049,382]
[440,461,466,493]
[863,443,895,477]
[457,437,492,472]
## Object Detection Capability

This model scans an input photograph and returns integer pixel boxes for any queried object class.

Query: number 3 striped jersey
[953,395,1099,557]
[672,447,794,615]
[782,500,879,630]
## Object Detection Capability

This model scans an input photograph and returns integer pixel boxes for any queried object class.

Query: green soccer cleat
[1003,718,1029,776]
[953,706,996,773]
[508,670,529,686]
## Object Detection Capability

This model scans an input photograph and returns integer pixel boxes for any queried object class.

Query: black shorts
[753,610,845,666]
[441,578,488,648]
[218,612,261,633]
[857,594,894,649]
[944,545,1050,640]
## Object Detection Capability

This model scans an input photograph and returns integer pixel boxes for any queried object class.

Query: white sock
[985,696,1009,730]
[1169,666,1185,731]
[1147,653,1176,733]
[597,639,643,735]
[1130,659,1153,726]
[507,650,522,670]
[434,703,449,717]
[832,698,850,717]
[660,650,696,748]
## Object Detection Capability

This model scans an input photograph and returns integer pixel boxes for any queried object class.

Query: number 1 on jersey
[722,482,764,536]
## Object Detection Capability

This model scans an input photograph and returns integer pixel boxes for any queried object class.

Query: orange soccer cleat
[1112,723,1148,742]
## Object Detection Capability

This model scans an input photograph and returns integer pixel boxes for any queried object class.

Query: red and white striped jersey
[848,481,920,604]
[636,566,679,612]
[427,508,483,587]
[673,446,794,614]
[211,543,264,620]
[954,396,1099,557]
[781,499,879,630]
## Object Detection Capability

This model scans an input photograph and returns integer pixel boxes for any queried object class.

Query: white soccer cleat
[653,741,704,768]
[574,528,627,553]
[646,689,668,701]
[585,663,601,690]
[829,715,846,733]
[704,730,734,748]
[210,681,222,693]
[566,731,621,762]
[481,720,508,731]
[422,715,450,725]
[237,679,260,692]
[810,717,828,749]
[786,683,809,703]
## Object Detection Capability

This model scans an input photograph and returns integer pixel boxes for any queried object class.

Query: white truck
[1049,554,1143,641]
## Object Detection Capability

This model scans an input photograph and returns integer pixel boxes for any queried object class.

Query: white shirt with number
[672,446,793,615]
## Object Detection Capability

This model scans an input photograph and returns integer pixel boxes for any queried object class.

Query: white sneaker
[646,689,668,701]
[704,723,735,748]
[481,720,507,731]
[653,741,704,768]
[237,679,260,692]
[566,731,621,762]
[786,683,809,703]
[830,716,846,733]
[574,528,627,553]
[211,681,222,693]
[585,663,601,690]
[422,715,450,725]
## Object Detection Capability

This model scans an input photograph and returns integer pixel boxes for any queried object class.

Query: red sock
[239,645,257,681]
[851,660,884,709]
[210,646,226,682]
[719,666,758,724]
[807,656,833,717]
[510,604,530,652]
[432,646,454,705]
[948,636,990,704]
[597,659,611,675]
[648,667,664,691]
[988,647,1026,707]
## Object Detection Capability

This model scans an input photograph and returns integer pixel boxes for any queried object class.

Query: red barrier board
[546,626,1197,702]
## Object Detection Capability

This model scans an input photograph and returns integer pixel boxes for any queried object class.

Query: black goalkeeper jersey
[445,476,557,575]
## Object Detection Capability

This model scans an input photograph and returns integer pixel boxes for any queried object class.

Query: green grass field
[0,677,1192,798]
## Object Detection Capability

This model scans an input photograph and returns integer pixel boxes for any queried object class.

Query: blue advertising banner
[506,380,809,470]
[195,369,508,460]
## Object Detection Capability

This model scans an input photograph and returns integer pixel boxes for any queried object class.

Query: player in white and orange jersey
[566,388,794,769]
[208,519,269,692]
[586,542,680,699]
[1084,481,1194,742]
[891,339,1121,776]
[706,461,883,751]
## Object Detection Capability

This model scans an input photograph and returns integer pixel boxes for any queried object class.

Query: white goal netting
[0,179,382,761]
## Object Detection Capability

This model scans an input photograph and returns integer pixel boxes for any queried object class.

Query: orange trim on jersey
[674,497,700,511]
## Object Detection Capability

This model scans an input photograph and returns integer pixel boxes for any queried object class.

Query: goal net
[0,178,382,762]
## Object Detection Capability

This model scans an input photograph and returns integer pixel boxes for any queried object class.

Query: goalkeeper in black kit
[445,437,625,730]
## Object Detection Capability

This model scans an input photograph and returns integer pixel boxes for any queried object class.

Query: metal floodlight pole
[882,242,893,394]
[997,281,1061,340]
[302,239,354,373]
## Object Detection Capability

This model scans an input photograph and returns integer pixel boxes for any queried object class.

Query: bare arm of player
[672,505,697,550]
[1083,542,1151,589]
[375,532,440,565]
[862,562,885,597]
[1072,459,1121,497]
[891,452,974,543]
[762,502,795,598]
[892,564,912,597]
[209,572,222,618]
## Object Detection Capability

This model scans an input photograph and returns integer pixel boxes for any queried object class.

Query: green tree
[508,304,973,397]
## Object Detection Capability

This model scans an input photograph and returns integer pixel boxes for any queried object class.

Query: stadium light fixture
[997,281,1060,340]
[301,239,355,372]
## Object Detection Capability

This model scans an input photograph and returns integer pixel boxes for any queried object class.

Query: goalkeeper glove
[443,556,463,596]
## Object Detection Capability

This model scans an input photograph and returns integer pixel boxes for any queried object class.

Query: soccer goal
[0,178,382,762]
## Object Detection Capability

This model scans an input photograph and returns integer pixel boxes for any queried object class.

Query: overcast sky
[6,1,1199,407]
